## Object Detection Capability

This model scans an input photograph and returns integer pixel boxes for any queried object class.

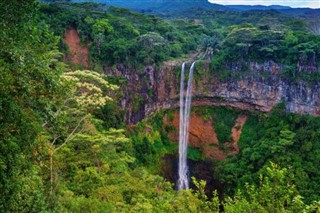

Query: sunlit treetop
[62,70,118,110]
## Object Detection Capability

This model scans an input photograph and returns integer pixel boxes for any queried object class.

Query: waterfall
[178,62,187,190]
[177,62,196,190]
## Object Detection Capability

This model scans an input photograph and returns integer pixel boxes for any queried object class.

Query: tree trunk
[50,153,53,196]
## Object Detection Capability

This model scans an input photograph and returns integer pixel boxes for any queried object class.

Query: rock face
[104,60,320,124]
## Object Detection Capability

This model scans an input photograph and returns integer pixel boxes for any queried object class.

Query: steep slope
[64,29,89,68]
[228,115,247,155]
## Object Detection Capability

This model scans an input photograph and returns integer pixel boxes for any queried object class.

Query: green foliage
[39,2,320,86]
[220,107,320,204]
[2,1,320,212]
[131,93,145,113]
[6,167,47,212]
[188,147,203,161]
[224,162,306,212]
[54,118,222,212]
[92,18,114,34]
[130,111,176,171]
[192,177,220,212]
[0,0,65,210]
[202,14,320,83]
[39,2,216,67]
[94,101,125,130]
[210,52,233,82]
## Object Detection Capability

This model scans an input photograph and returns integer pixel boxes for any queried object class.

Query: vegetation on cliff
[218,104,320,204]
[40,2,319,83]
[39,2,214,67]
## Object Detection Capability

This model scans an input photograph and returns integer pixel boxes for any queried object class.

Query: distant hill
[226,5,292,11]
[72,0,229,13]
[69,0,320,16]
[279,8,320,16]
[227,5,320,16]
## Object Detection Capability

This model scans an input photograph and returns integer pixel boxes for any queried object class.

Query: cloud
[208,0,320,8]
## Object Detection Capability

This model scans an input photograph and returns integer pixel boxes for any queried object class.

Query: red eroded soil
[227,115,247,155]
[64,29,89,68]
[164,112,226,160]
[163,112,248,160]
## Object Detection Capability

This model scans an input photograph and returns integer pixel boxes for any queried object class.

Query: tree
[199,35,220,60]
[0,0,65,210]
[224,163,306,212]
[91,18,114,56]
[40,70,118,197]
[138,32,168,64]
[223,25,257,57]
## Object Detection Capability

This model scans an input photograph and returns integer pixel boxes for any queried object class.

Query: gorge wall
[62,29,320,124]
[105,60,320,124]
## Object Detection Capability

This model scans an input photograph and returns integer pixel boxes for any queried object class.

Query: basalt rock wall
[105,60,320,124]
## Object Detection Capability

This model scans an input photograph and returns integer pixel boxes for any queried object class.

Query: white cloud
[306,1,320,8]
[208,0,320,8]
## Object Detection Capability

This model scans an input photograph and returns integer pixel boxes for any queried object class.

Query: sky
[209,0,320,8]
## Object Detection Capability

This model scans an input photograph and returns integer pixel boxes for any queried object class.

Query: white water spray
[177,62,196,190]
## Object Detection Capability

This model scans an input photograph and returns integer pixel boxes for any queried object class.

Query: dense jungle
[1,0,320,212]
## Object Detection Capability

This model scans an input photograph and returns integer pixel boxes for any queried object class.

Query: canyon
[63,28,320,126]
[63,28,320,160]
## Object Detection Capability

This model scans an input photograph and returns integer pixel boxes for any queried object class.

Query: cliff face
[105,60,320,124]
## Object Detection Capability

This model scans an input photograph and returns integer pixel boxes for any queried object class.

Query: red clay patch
[226,115,247,155]
[64,29,89,68]
[163,112,247,160]
[164,112,226,160]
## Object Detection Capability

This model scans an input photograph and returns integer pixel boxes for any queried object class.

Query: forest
[1,0,320,212]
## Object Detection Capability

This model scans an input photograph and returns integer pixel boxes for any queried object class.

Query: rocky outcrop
[104,60,320,124]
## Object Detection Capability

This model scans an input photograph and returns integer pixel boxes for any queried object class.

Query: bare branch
[53,114,88,153]
[51,135,61,148]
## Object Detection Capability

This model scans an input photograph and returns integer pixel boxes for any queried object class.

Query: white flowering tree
[63,70,118,110]
[40,70,118,196]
